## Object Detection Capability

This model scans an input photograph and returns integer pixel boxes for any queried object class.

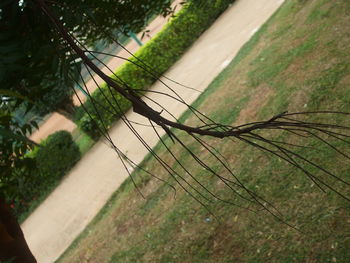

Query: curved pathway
[22,0,284,262]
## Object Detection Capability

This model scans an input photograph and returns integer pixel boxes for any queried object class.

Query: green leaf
[0,89,35,104]
[30,120,39,130]
[0,127,40,147]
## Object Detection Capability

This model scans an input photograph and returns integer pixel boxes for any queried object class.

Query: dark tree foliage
[49,0,174,46]
[0,96,38,201]
[0,0,80,119]
[0,0,174,119]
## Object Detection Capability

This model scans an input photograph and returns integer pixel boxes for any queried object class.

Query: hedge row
[13,131,81,219]
[77,0,234,140]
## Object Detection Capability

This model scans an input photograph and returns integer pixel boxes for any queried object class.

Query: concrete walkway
[22,1,284,262]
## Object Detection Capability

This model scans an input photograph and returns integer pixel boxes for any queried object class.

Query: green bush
[35,130,81,180]
[11,130,81,220]
[78,0,234,139]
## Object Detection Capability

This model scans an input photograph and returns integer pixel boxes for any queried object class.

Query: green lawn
[57,0,350,262]
[72,128,95,155]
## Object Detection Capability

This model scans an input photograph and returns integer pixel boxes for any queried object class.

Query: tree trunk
[0,198,37,263]
[56,97,76,121]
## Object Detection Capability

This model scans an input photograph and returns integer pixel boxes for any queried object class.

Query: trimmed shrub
[11,130,81,220]
[35,130,81,180]
[78,0,234,139]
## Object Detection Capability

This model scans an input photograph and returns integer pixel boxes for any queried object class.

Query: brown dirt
[235,85,274,125]
[29,113,76,143]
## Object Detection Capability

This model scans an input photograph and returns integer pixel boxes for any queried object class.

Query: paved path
[22,1,284,262]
